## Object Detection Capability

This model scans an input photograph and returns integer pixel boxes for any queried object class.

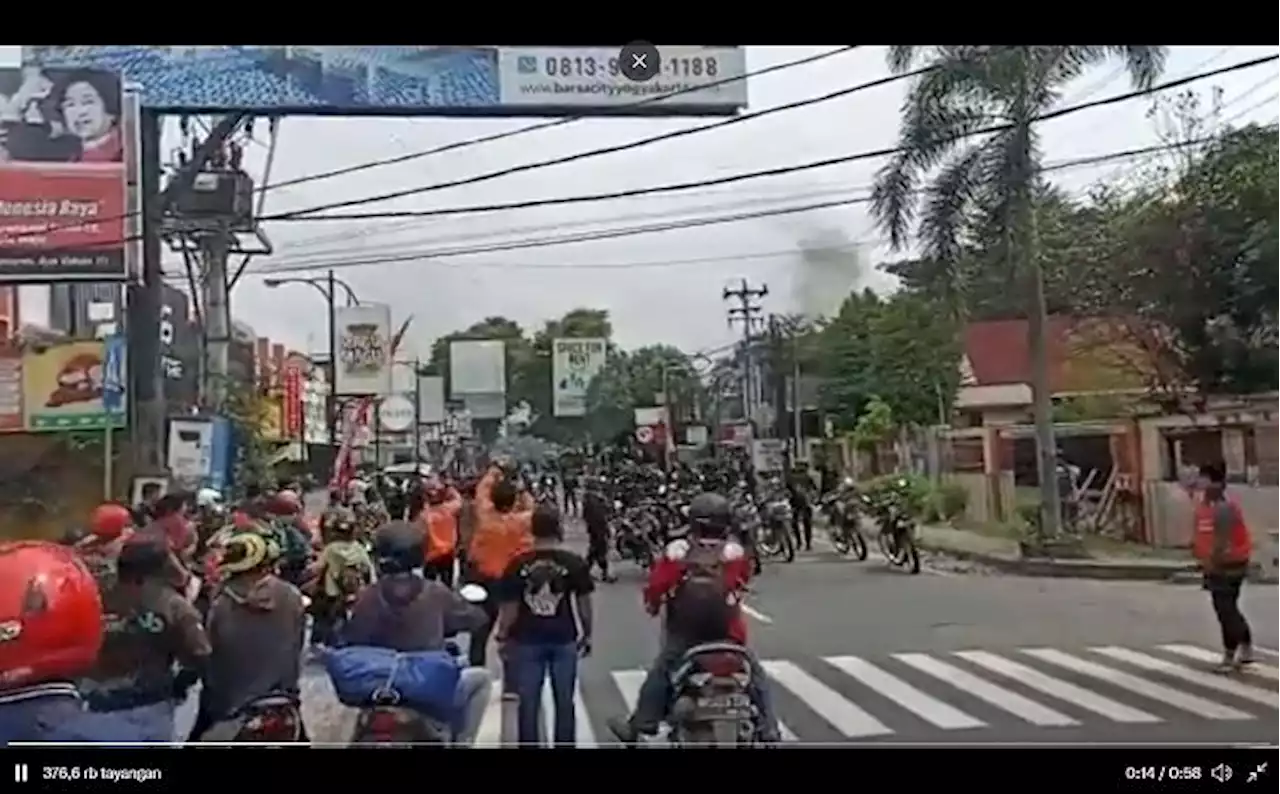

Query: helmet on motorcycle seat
[268,490,303,516]
[195,488,223,509]
[372,521,423,575]
[89,502,133,541]
[0,541,104,688]
[687,493,732,538]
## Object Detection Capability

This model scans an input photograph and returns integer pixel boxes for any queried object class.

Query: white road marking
[761,660,892,737]
[894,652,1079,727]
[611,669,645,715]
[1254,646,1280,659]
[1023,648,1252,720]
[1094,646,1278,708]
[475,684,504,747]
[1156,644,1280,683]
[955,650,1161,723]
[824,655,985,730]
[741,603,773,624]
[535,679,598,747]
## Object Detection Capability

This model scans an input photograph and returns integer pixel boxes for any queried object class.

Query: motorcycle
[200,692,306,743]
[613,502,656,569]
[664,642,761,747]
[866,480,921,574]
[820,480,869,561]
[345,584,489,746]
[755,490,796,563]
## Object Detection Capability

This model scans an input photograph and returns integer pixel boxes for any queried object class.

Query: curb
[917,541,1201,582]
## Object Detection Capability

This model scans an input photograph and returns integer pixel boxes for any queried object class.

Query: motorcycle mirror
[459,584,488,604]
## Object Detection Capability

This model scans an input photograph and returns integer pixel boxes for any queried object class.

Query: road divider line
[1155,644,1280,683]
[1092,646,1278,707]
[955,650,1161,723]
[824,655,985,730]
[1022,648,1253,721]
[761,660,892,737]
[741,603,773,624]
[895,653,1078,727]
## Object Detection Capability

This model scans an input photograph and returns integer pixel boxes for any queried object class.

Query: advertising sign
[258,394,283,442]
[22,47,747,116]
[167,417,214,487]
[751,439,787,473]
[101,333,126,416]
[282,357,304,438]
[334,303,393,396]
[378,395,414,433]
[449,339,506,396]
[22,340,125,430]
[0,346,23,431]
[0,67,129,282]
[552,337,607,417]
[207,416,233,493]
[417,375,446,425]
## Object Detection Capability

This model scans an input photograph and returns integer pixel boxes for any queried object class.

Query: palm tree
[871,46,1166,542]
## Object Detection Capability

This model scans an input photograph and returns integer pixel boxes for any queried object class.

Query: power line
[260,54,1278,226]
[268,62,930,220]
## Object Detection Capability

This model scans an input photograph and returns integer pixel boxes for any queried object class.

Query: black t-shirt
[498,547,593,645]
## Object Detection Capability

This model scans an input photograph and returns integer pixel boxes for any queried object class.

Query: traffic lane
[741,561,1280,658]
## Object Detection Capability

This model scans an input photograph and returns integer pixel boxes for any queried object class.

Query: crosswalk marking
[536,681,598,747]
[1096,647,1279,707]
[762,660,892,737]
[476,686,503,747]
[1022,648,1253,720]
[894,653,1080,727]
[824,655,985,730]
[574,681,597,746]
[1157,644,1280,682]
[955,650,1162,723]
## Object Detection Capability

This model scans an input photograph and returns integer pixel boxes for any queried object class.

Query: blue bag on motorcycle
[324,646,460,716]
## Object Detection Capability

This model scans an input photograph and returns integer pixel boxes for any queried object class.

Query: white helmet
[195,487,223,508]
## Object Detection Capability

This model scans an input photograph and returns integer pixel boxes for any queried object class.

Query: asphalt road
[178,504,1279,747]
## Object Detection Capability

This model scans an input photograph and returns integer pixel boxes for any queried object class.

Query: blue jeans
[110,700,176,744]
[507,641,578,747]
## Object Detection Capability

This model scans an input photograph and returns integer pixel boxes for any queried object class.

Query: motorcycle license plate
[696,693,753,715]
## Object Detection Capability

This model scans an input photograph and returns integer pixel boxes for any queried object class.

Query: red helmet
[0,541,104,688]
[268,490,302,516]
[88,503,133,540]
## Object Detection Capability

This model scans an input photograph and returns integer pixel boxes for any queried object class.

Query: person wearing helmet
[262,490,315,587]
[0,541,153,743]
[76,502,137,592]
[607,491,780,745]
[310,509,374,647]
[135,493,198,598]
[190,532,308,742]
[79,537,211,742]
[463,464,534,668]
[341,521,492,746]
[419,477,463,587]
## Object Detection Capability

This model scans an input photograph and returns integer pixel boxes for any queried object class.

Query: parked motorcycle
[613,503,657,569]
[864,479,921,574]
[820,479,869,561]
[755,487,796,564]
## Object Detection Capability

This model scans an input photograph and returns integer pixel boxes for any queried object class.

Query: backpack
[666,539,734,642]
[335,556,370,599]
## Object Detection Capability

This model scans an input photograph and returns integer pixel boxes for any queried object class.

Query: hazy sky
[3,45,1276,359]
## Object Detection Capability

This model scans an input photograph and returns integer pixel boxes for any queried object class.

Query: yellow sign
[258,394,283,442]
[23,341,123,432]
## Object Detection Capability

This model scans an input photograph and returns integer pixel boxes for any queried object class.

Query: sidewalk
[914,524,1236,582]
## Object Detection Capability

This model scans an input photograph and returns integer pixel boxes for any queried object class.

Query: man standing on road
[787,464,815,553]
[581,477,615,583]
[1193,462,1256,672]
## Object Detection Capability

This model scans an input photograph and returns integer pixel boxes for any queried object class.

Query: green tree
[585,345,704,444]
[852,395,895,475]
[870,45,1166,539]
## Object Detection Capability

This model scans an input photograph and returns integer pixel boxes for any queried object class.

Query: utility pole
[722,279,767,429]
[202,227,231,410]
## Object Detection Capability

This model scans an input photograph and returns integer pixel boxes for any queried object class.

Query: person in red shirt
[608,492,780,745]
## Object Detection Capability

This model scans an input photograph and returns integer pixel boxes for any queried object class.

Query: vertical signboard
[335,304,393,396]
[122,85,143,280]
[417,375,446,424]
[101,334,126,417]
[552,337,607,417]
[449,339,506,420]
[0,346,23,431]
[0,67,129,281]
[282,357,304,439]
[167,417,214,487]
[22,339,124,430]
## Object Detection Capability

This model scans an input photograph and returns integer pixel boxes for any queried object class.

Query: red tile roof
[963,316,1150,393]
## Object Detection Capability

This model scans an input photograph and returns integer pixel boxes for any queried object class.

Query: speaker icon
[1211,764,1233,784]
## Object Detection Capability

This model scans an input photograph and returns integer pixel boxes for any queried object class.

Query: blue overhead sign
[102,334,127,415]
[21,46,748,117]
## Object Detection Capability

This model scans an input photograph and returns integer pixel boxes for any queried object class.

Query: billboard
[0,67,128,282]
[21,46,747,116]
[334,303,393,396]
[417,375,446,424]
[552,337,607,417]
[449,339,506,395]
[22,339,126,431]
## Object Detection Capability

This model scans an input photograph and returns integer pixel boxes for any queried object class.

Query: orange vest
[1191,497,1251,564]
[422,491,462,562]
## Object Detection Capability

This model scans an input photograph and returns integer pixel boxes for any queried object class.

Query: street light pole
[327,269,339,459]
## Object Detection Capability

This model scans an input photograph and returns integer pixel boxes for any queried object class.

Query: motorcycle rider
[79,537,211,742]
[0,541,153,743]
[310,509,375,647]
[607,492,781,745]
[581,477,615,582]
[190,532,308,742]
[262,490,315,588]
[464,462,534,668]
[342,521,493,746]
[76,502,136,592]
[420,477,463,587]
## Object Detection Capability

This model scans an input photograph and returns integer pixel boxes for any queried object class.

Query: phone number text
[534,56,721,80]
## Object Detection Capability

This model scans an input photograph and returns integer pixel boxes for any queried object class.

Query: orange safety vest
[422,490,462,562]
[1191,496,1251,565]
[467,469,532,580]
